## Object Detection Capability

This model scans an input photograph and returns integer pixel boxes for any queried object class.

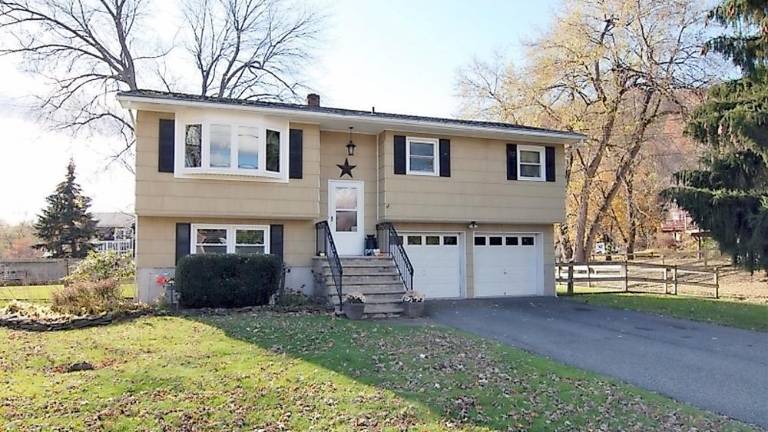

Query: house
[117,90,584,314]
[92,212,135,254]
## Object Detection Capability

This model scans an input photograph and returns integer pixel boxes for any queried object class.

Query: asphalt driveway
[427,297,768,428]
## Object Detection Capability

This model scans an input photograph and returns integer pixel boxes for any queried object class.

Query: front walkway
[427,297,768,428]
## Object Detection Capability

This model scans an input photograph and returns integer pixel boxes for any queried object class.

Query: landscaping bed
[0,312,757,431]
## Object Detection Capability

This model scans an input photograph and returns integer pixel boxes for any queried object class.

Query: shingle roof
[117,89,585,139]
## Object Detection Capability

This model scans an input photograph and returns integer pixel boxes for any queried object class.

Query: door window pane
[443,235,458,245]
[489,236,503,246]
[407,235,422,245]
[425,235,440,245]
[522,236,535,246]
[336,210,357,232]
[210,124,231,168]
[474,236,486,246]
[335,187,357,210]
[266,129,280,172]
[185,124,202,168]
[238,126,259,169]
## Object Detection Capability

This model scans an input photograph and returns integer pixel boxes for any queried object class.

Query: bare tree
[183,0,320,101]
[0,0,158,169]
[0,0,321,169]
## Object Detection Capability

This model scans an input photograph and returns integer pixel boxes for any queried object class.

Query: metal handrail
[315,221,343,309]
[376,223,414,292]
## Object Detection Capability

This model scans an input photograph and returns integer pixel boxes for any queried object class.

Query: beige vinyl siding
[134,110,321,219]
[319,131,379,235]
[378,131,566,224]
[136,216,315,269]
[392,222,555,297]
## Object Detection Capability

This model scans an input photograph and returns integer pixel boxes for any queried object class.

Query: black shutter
[175,223,191,264]
[289,129,303,179]
[439,138,451,177]
[506,144,518,180]
[270,224,284,261]
[158,119,175,173]
[545,146,556,182]
[394,135,406,174]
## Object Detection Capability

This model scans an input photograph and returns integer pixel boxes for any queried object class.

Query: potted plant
[155,273,178,309]
[401,291,425,318]
[343,292,366,320]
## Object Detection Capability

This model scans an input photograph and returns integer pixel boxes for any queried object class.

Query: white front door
[328,180,364,255]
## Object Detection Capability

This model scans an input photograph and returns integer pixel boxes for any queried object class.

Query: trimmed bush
[64,250,135,284]
[175,254,282,308]
[51,278,123,315]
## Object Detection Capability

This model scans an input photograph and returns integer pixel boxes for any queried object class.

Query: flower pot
[343,303,365,320]
[403,301,424,318]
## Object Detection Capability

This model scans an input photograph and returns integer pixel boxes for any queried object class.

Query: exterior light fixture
[346,126,356,156]
[468,221,478,230]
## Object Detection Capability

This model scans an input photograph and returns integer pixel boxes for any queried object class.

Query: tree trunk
[625,174,637,255]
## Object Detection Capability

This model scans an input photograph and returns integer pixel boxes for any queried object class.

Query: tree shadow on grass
[183,311,747,432]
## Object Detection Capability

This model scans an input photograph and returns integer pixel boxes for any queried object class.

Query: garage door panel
[404,233,462,299]
[474,234,542,297]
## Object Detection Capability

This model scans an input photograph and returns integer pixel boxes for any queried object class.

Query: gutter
[117,94,586,143]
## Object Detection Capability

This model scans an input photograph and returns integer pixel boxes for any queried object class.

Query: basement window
[191,224,269,255]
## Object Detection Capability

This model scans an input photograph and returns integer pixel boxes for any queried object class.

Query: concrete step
[328,292,405,304]
[334,302,404,316]
[329,274,401,284]
[335,283,406,294]
[321,267,399,276]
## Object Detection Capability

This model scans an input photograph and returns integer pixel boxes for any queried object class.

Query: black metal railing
[315,221,343,308]
[376,223,414,292]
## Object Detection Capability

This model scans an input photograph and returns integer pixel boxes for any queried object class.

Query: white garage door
[474,233,543,297]
[403,233,462,299]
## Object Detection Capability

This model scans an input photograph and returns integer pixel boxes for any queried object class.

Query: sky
[0,0,560,224]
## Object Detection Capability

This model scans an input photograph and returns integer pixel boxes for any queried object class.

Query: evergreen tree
[664,0,768,271]
[33,159,97,258]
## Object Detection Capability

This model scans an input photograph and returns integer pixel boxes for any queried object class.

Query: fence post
[623,261,629,292]
[673,265,678,295]
[567,263,574,296]
[663,266,669,294]
[587,263,592,288]
[714,267,719,299]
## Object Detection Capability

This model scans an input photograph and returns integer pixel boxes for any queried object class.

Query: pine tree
[33,159,98,258]
[664,0,768,271]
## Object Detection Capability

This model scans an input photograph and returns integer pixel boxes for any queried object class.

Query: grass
[0,283,136,304]
[563,292,768,332]
[0,312,757,431]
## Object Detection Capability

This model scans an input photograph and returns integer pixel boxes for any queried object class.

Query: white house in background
[92,212,135,254]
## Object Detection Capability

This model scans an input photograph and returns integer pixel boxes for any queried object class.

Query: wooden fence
[556,261,720,298]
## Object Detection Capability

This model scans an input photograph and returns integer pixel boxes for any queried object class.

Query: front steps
[312,256,406,318]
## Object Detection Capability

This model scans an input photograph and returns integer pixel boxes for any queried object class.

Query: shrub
[175,254,282,308]
[51,278,123,315]
[64,250,135,284]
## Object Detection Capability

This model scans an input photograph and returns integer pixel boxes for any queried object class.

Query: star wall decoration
[337,157,356,178]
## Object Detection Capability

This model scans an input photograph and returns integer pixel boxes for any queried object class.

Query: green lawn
[0,313,755,431]
[561,290,768,332]
[0,283,136,304]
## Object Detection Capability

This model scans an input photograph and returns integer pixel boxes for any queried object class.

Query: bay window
[178,115,287,180]
[191,224,269,255]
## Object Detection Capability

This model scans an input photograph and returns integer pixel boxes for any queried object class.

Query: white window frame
[406,136,439,176]
[190,224,270,255]
[175,112,289,182]
[517,144,546,182]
